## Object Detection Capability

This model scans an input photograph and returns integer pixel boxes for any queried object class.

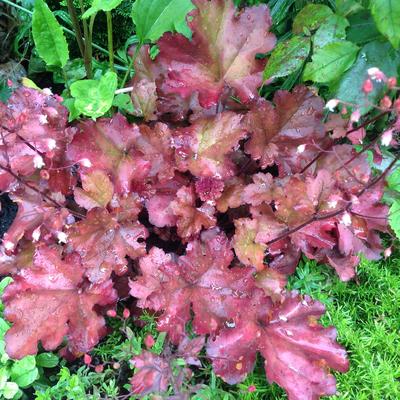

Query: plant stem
[120,44,141,88]
[106,11,114,71]
[65,0,85,59]
[78,0,93,79]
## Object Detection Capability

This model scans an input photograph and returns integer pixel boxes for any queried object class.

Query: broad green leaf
[335,41,400,113]
[335,0,363,17]
[0,277,12,296]
[112,93,135,113]
[10,356,38,388]
[303,41,359,83]
[11,368,38,388]
[131,0,196,43]
[264,36,310,80]
[387,168,400,192]
[347,10,383,45]
[82,0,124,19]
[35,353,59,368]
[32,0,69,67]
[53,59,86,85]
[389,200,400,239]
[62,98,80,122]
[313,15,349,50]
[70,71,118,119]
[292,4,333,34]
[0,368,9,389]
[370,0,400,48]
[2,382,19,399]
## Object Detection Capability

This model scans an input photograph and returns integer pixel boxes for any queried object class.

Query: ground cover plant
[0,0,399,399]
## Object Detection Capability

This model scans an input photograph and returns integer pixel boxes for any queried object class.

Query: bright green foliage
[387,168,400,192]
[346,10,383,45]
[70,71,118,118]
[313,14,349,49]
[264,36,310,80]
[32,0,69,68]
[335,0,363,17]
[131,0,195,44]
[335,41,400,113]
[112,93,134,113]
[389,200,400,239]
[35,366,116,400]
[82,0,124,19]
[370,0,400,48]
[292,4,333,34]
[303,40,359,83]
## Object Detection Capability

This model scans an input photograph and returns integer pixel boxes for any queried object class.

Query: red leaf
[244,86,327,174]
[0,87,71,191]
[130,0,275,117]
[3,246,116,359]
[170,185,216,240]
[67,114,151,195]
[207,292,349,399]
[67,206,148,283]
[131,351,170,395]
[130,229,255,343]
[2,188,70,251]
[173,112,247,179]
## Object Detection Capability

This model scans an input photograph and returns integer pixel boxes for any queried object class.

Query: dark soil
[0,194,17,238]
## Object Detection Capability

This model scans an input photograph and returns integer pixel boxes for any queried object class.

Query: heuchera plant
[0,1,398,399]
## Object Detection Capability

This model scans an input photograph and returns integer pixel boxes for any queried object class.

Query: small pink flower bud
[363,79,373,94]
[248,385,256,393]
[84,354,92,365]
[113,362,121,369]
[388,77,397,89]
[380,96,392,109]
[95,364,104,373]
[106,309,117,318]
[144,334,155,349]
[122,308,130,319]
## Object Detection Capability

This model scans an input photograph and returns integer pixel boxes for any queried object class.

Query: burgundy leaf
[3,246,116,359]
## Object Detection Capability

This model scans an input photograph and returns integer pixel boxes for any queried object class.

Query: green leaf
[264,36,310,80]
[0,278,12,296]
[387,168,400,192]
[131,0,196,43]
[303,41,359,83]
[347,10,383,45]
[62,98,80,122]
[370,0,400,48]
[112,93,135,113]
[389,200,400,239]
[35,353,59,368]
[82,0,124,19]
[0,368,9,389]
[53,59,86,85]
[313,15,349,50]
[32,0,69,68]
[293,4,333,34]
[335,41,400,113]
[2,382,19,399]
[70,71,118,119]
[10,356,38,388]
[152,332,166,355]
[335,0,363,17]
